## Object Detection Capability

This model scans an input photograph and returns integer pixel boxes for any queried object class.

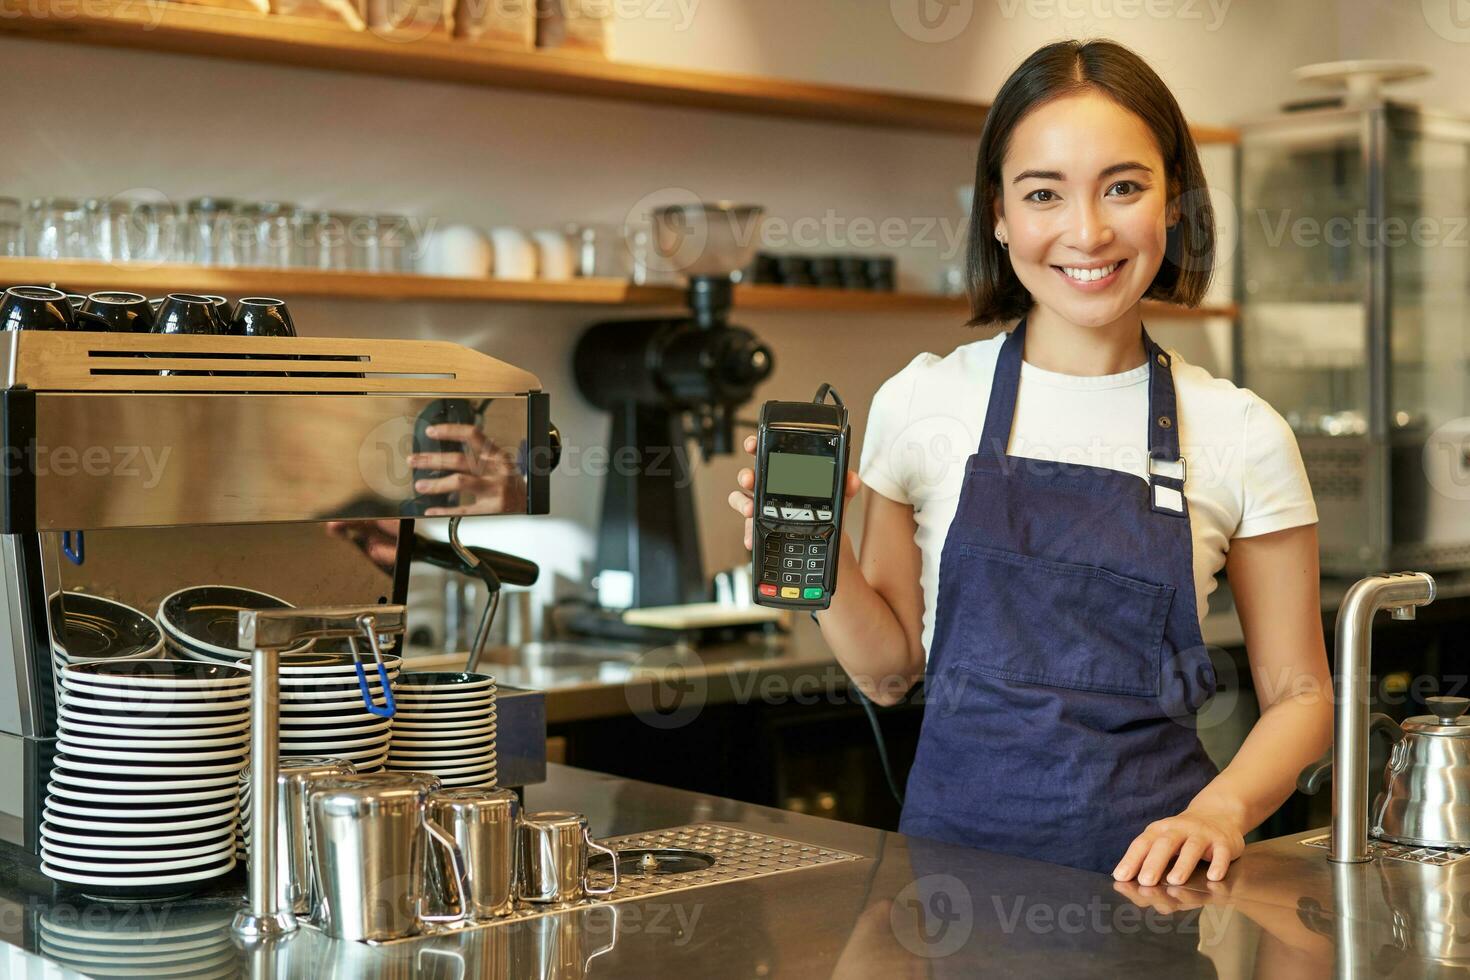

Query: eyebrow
[1011,161,1154,184]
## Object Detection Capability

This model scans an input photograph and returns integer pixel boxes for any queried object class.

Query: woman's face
[993,91,1176,329]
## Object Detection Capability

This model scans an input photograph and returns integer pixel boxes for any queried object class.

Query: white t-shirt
[857,332,1318,656]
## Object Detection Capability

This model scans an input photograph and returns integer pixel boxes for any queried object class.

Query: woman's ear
[1164,183,1181,228]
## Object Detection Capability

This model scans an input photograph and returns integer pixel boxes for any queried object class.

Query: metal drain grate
[583,823,863,899]
[349,823,866,945]
[1300,833,1470,866]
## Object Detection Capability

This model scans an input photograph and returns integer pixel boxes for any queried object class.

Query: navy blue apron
[898,318,1220,874]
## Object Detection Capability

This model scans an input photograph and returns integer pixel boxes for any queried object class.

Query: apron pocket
[943,543,1174,698]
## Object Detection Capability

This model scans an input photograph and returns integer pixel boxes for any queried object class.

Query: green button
[802,587,824,599]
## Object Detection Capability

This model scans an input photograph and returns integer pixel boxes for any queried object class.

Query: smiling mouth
[1052,259,1126,289]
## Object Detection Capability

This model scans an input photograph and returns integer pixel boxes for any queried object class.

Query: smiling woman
[970,41,1215,340]
[730,37,1333,889]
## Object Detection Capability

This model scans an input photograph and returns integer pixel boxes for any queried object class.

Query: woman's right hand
[727,434,863,551]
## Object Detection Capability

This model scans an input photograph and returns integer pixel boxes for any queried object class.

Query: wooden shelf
[0,258,677,305]
[734,284,1235,319]
[0,1,1237,142]
[0,258,1238,319]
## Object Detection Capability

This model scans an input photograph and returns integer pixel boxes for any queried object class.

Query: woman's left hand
[1111,810,1246,886]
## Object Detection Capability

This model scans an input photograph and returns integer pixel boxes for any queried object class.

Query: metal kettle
[1301,695,1470,850]
[1372,696,1470,849]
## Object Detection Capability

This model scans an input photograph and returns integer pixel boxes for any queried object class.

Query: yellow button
[780,587,800,599]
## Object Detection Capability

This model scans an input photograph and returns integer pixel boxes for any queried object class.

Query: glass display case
[1239,100,1470,573]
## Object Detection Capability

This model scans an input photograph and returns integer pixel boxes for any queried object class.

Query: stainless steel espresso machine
[0,328,556,854]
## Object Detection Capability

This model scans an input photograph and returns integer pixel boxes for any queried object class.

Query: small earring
[995,231,1008,251]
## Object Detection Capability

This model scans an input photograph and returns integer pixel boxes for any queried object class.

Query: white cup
[531,229,573,280]
[489,227,537,281]
[419,225,492,278]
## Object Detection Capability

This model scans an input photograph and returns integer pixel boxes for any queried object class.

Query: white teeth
[1060,262,1119,282]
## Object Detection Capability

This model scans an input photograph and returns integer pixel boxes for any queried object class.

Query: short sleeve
[1234,395,1319,539]
[857,354,931,505]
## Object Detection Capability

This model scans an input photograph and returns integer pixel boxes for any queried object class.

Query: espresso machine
[0,328,556,855]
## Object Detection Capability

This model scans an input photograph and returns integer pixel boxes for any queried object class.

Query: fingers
[1167,836,1207,886]
[1111,880,1204,916]
[743,434,756,455]
[727,489,753,517]
[1112,833,1154,882]
[845,470,862,500]
[1137,833,1183,887]
[1206,842,1234,882]
[415,473,492,496]
[407,451,472,473]
[365,539,398,567]
[738,467,754,491]
[424,423,489,456]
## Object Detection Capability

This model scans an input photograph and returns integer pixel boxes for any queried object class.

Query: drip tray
[1300,833,1470,866]
[354,823,865,945]
[589,847,716,877]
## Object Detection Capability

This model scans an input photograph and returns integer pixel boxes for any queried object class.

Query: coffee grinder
[572,203,773,635]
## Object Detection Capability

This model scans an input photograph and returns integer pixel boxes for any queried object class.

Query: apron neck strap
[976,318,1027,462]
[975,318,1184,467]
[1143,330,1181,464]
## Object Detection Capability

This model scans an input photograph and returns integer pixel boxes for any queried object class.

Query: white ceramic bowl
[51,768,241,792]
[46,793,235,820]
[58,716,251,739]
[47,776,237,804]
[39,854,235,888]
[59,730,248,751]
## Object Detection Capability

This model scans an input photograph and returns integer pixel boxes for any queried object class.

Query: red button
[758,583,778,597]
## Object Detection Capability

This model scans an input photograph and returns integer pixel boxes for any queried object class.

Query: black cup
[201,294,232,333]
[0,286,77,331]
[230,296,296,338]
[82,291,154,333]
[151,293,220,335]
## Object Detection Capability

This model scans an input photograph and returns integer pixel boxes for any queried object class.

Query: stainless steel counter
[468,571,1470,724]
[2,764,1466,977]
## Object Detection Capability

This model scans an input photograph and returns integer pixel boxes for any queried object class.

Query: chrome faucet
[1330,572,1436,863]
[230,604,405,941]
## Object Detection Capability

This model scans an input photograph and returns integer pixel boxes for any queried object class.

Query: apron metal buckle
[1148,455,1187,514]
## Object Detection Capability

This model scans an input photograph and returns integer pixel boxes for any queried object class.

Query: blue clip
[62,531,85,566]
[349,624,396,719]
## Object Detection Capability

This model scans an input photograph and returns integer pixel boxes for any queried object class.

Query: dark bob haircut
[967,38,1216,327]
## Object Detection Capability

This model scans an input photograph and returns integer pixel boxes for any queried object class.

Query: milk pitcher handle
[420,812,470,924]
[583,829,619,896]
[585,905,619,968]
